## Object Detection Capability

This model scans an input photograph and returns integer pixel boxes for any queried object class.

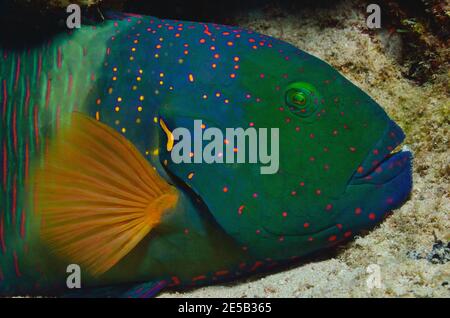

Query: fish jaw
[336,119,413,233]
[349,118,412,188]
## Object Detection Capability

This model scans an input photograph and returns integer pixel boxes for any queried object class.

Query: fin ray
[35,113,179,275]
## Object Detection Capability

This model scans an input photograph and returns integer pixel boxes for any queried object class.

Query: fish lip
[349,120,411,184]
[364,149,412,183]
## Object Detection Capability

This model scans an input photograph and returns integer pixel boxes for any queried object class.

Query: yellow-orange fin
[35,112,179,276]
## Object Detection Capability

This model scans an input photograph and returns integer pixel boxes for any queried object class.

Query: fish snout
[349,119,412,186]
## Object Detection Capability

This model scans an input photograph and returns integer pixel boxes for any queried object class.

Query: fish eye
[285,82,319,117]
[292,91,307,106]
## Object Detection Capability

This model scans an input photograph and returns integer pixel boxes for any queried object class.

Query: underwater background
[0,0,448,297]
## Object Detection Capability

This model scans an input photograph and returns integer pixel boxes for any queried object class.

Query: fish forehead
[89,16,286,150]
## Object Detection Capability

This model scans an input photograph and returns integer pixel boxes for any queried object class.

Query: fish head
[156,25,412,258]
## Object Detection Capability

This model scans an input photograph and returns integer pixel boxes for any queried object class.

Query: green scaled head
[148,20,412,261]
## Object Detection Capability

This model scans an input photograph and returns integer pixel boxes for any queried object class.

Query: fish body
[0,13,412,296]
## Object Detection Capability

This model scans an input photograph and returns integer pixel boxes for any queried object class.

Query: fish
[0,12,412,297]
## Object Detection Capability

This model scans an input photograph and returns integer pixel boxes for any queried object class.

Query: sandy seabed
[159,0,449,298]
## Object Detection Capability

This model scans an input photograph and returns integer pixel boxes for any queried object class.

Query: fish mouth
[349,120,412,186]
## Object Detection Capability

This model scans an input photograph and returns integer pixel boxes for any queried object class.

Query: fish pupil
[293,92,307,105]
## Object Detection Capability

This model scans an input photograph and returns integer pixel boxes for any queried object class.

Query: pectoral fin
[35,112,179,276]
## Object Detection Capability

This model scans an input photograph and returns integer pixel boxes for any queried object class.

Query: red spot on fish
[344,231,352,238]
[57,47,62,69]
[20,209,26,239]
[203,24,212,36]
[192,275,206,282]
[325,204,333,211]
[355,207,362,215]
[303,222,310,228]
[328,235,337,242]
[170,276,180,286]
[14,54,21,90]
[369,213,376,220]
[282,211,288,217]
[13,251,21,277]
[215,270,229,276]
[251,261,263,271]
